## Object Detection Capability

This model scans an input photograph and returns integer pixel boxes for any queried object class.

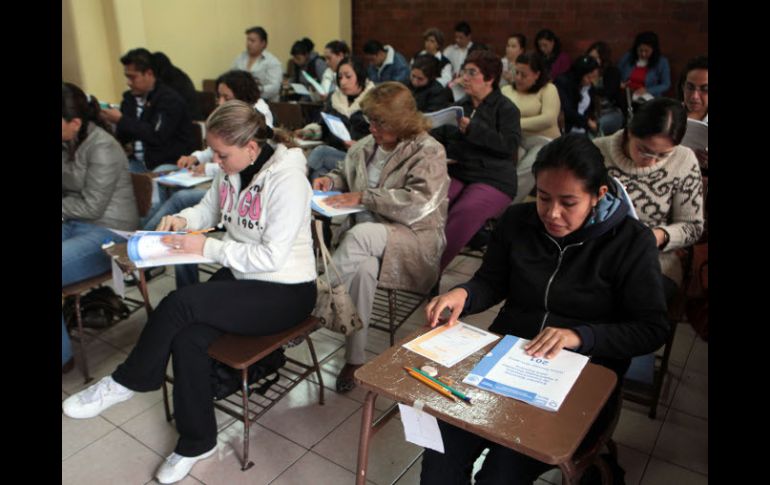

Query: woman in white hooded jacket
[63,100,316,484]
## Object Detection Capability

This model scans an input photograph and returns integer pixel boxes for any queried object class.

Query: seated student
[499,33,526,88]
[413,28,453,87]
[297,58,375,180]
[320,40,351,98]
[594,98,704,297]
[311,82,449,392]
[430,50,521,272]
[535,29,571,79]
[555,55,602,136]
[618,31,671,103]
[363,40,410,84]
[100,48,196,174]
[408,55,453,112]
[152,51,203,121]
[679,55,708,172]
[62,82,139,371]
[501,52,561,203]
[586,41,624,135]
[285,37,328,98]
[232,26,283,102]
[144,70,275,288]
[63,100,316,484]
[420,134,669,484]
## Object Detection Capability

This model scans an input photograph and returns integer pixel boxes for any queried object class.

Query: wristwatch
[658,228,670,249]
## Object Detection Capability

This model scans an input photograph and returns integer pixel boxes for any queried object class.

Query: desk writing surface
[354,327,617,465]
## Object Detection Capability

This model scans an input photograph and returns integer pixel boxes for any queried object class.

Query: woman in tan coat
[313,82,450,391]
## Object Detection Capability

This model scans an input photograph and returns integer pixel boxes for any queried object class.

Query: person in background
[100,48,196,174]
[62,82,139,371]
[63,100,317,484]
[679,55,708,172]
[535,29,571,79]
[594,98,703,298]
[586,41,624,135]
[363,40,410,84]
[311,82,450,392]
[152,51,203,121]
[409,54,453,112]
[232,26,283,102]
[298,57,375,180]
[618,31,671,102]
[445,21,475,101]
[501,52,560,203]
[420,133,668,484]
[500,33,526,88]
[320,40,351,98]
[431,50,521,273]
[413,28,453,87]
[286,37,328,98]
[555,55,601,135]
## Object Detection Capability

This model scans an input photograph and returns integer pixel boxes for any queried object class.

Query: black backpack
[210,348,286,401]
[63,286,131,329]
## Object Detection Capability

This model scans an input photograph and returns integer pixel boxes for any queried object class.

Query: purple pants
[440,178,513,271]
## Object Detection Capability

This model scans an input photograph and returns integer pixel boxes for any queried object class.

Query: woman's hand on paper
[425,288,469,328]
[161,234,206,255]
[524,327,582,359]
[156,215,188,232]
[191,162,206,175]
[458,116,471,134]
[324,192,362,207]
[177,155,198,169]
[312,176,333,191]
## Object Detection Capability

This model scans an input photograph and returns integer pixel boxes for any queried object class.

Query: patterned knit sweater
[594,131,704,285]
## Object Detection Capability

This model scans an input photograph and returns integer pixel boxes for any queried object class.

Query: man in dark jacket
[100,48,197,172]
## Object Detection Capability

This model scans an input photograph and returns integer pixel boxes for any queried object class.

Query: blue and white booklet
[127,231,215,268]
[311,190,365,218]
[462,335,589,412]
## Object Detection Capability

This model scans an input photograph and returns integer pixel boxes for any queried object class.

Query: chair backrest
[268,101,306,130]
[131,172,155,218]
[197,90,217,119]
[191,121,206,151]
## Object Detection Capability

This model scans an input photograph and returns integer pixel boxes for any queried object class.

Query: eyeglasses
[363,114,389,130]
[636,143,674,161]
[684,82,708,95]
[459,68,480,78]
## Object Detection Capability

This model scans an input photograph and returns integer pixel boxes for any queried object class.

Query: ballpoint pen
[412,367,472,403]
[404,367,459,402]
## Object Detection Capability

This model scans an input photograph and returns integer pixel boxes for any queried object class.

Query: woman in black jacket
[555,55,602,136]
[408,54,453,112]
[431,49,521,272]
[421,133,668,484]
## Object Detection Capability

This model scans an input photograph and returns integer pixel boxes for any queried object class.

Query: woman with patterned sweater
[593,97,703,297]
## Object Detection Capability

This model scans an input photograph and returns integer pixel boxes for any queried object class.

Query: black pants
[112,268,316,456]
[420,390,620,485]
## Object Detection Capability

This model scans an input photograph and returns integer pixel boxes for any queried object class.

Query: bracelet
[658,228,670,249]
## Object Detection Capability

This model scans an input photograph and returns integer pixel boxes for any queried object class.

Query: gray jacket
[62,125,139,231]
[326,132,449,293]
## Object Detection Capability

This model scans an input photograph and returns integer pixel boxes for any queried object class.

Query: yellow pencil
[403,367,459,402]
[187,228,215,235]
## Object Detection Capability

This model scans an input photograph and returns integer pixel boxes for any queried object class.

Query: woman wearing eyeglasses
[593,97,703,297]
[312,82,450,392]
[431,49,521,272]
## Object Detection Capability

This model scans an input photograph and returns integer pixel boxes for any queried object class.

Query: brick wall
[352,0,707,96]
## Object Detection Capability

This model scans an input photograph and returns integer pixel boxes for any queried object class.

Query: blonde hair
[360,82,431,140]
[206,100,295,147]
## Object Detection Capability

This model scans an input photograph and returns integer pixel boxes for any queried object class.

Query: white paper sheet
[290,83,311,96]
[398,403,445,453]
[320,112,352,142]
[402,322,500,368]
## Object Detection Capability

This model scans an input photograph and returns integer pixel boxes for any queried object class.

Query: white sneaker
[155,447,216,484]
[62,375,134,419]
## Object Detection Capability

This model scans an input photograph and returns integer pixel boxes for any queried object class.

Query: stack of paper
[424,106,464,129]
[402,322,500,367]
[463,335,589,412]
[311,190,365,218]
[156,169,213,187]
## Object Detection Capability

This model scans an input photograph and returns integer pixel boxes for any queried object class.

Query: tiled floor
[62,256,708,484]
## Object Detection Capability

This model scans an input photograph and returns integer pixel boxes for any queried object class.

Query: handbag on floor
[311,220,364,336]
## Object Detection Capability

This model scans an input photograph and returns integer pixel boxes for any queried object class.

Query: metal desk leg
[558,460,579,485]
[356,391,378,485]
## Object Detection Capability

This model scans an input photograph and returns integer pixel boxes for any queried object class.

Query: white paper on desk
[424,106,464,129]
[402,322,500,367]
[681,118,708,152]
[156,169,214,187]
[290,83,311,96]
[311,190,365,217]
[320,112,352,142]
[398,403,445,453]
[110,257,126,299]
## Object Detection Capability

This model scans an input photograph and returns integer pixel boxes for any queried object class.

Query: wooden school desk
[353,327,617,485]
